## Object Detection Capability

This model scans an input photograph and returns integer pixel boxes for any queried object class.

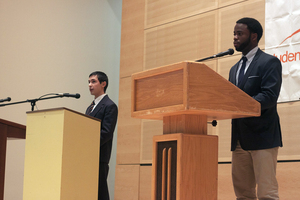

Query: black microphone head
[228,48,234,55]
[7,97,11,102]
[75,93,80,99]
[61,93,80,99]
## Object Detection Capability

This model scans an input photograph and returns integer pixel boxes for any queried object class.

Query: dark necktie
[86,101,95,115]
[238,56,247,87]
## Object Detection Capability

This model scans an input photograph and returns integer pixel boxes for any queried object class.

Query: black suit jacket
[229,48,283,151]
[86,95,118,163]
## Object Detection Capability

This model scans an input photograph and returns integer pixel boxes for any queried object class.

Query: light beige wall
[0,0,121,122]
[0,0,122,199]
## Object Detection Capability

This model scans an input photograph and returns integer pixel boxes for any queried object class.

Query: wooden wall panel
[218,0,246,7]
[218,163,235,199]
[145,11,218,70]
[277,162,300,198]
[140,120,163,164]
[117,77,142,164]
[217,55,239,79]
[139,166,152,200]
[120,0,145,78]
[200,59,217,72]
[216,119,232,161]
[277,101,300,160]
[114,165,140,200]
[218,0,265,53]
[145,0,218,28]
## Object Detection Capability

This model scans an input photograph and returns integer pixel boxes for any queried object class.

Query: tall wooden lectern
[23,108,101,200]
[131,62,260,200]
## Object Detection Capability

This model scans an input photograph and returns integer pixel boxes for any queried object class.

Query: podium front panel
[23,108,100,200]
[134,68,184,111]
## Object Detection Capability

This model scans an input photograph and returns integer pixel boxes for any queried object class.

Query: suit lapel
[89,95,109,117]
[239,48,262,89]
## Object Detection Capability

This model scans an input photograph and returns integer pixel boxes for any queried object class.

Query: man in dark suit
[86,71,118,200]
[229,18,282,200]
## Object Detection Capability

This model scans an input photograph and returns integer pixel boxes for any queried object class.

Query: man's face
[88,75,105,98]
[233,23,252,53]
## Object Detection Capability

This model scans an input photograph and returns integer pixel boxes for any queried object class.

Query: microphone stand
[0,94,65,111]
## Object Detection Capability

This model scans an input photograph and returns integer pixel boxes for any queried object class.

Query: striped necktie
[86,101,95,115]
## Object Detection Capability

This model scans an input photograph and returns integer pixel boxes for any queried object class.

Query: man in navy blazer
[86,71,118,200]
[229,18,282,200]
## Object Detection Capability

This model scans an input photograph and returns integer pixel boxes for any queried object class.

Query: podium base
[152,133,218,200]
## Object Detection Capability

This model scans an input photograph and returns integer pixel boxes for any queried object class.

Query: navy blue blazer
[86,95,118,163]
[229,48,283,151]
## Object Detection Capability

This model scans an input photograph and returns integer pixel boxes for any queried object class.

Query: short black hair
[89,71,108,92]
[236,17,263,42]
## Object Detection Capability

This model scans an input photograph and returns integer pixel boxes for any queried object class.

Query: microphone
[195,48,234,62]
[0,97,11,103]
[214,48,234,58]
[58,93,81,99]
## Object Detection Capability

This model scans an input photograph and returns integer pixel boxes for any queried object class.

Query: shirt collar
[243,46,258,62]
[94,93,107,105]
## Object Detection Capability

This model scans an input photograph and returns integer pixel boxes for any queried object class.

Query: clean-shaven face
[88,75,105,98]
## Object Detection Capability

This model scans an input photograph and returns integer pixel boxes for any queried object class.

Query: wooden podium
[0,118,26,200]
[23,108,101,200]
[131,62,260,200]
